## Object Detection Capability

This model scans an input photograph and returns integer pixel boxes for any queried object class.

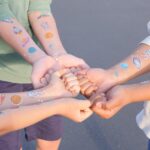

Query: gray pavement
[23,0,150,149]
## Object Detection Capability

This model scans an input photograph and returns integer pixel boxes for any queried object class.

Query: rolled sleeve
[136,102,150,139]
[28,0,52,14]
[140,36,150,46]
[0,0,15,20]
[140,21,150,46]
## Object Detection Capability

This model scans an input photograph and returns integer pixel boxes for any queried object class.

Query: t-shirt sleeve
[140,21,150,46]
[28,0,52,14]
[0,0,15,20]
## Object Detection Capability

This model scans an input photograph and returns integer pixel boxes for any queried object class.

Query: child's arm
[0,70,80,111]
[28,0,89,69]
[0,2,58,88]
[0,98,92,136]
[28,0,67,57]
[107,43,150,85]
[0,17,47,64]
[78,43,150,97]
[90,81,150,119]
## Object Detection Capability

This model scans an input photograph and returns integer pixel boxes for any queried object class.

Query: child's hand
[77,74,98,98]
[56,98,93,122]
[32,55,59,89]
[56,54,89,69]
[90,85,130,119]
[78,68,116,93]
[44,69,80,98]
[102,85,130,110]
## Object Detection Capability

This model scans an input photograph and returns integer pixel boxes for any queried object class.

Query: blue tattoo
[120,63,128,69]
[28,47,37,54]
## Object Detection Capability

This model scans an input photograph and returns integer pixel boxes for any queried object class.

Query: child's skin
[0,70,80,111]
[77,43,150,117]
[0,69,93,136]
[28,8,89,88]
[0,97,92,136]
[0,17,88,89]
[90,81,150,119]
[0,3,88,149]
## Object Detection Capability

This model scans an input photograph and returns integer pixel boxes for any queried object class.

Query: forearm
[0,86,61,111]
[124,81,150,103]
[0,101,58,136]
[108,43,150,85]
[29,12,67,57]
[0,18,47,64]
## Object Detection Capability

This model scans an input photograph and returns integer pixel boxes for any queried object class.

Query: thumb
[105,98,119,110]
[77,69,89,75]
[78,100,92,109]
[80,108,93,122]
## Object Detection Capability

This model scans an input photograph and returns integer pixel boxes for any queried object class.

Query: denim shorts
[0,81,63,150]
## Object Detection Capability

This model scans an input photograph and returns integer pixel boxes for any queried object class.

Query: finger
[84,85,98,98]
[69,83,80,91]
[40,77,48,87]
[63,76,78,84]
[72,67,83,76]
[58,69,70,77]
[104,98,120,110]
[78,100,92,109]
[77,69,89,75]
[63,72,74,79]
[80,82,93,94]
[77,75,86,81]
[90,95,103,104]
[79,64,90,69]
[92,106,113,119]
[78,78,89,86]
[80,108,93,121]
[65,80,79,90]
[45,73,51,83]
[71,87,80,97]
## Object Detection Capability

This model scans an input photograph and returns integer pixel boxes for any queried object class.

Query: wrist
[47,48,67,57]
[121,85,133,105]
[107,67,127,85]
[31,51,48,65]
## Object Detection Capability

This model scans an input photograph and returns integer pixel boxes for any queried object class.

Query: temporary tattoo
[22,37,30,47]
[27,91,41,97]
[41,22,49,30]
[0,94,5,105]
[132,56,141,69]
[144,50,150,59]
[140,80,150,84]
[45,32,53,39]
[38,99,44,103]
[120,63,128,69]
[114,70,119,77]
[11,95,22,105]
[2,17,13,23]
[13,26,22,35]
[37,14,50,20]
[28,47,37,54]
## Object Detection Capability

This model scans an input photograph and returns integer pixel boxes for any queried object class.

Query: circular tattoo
[11,95,22,105]
[45,32,53,39]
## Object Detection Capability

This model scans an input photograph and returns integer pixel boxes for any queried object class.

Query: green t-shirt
[0,0,52,83]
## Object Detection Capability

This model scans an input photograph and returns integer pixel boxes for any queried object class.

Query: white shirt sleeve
[136,102,150,139]
[140,21,150,46]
